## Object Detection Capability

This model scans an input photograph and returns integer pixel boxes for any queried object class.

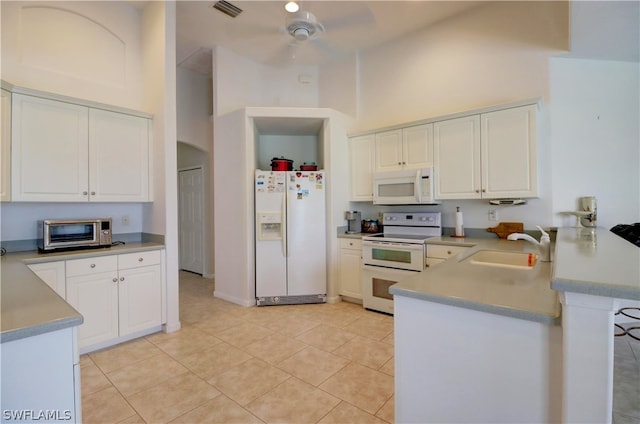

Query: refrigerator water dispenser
[257,212,282,240]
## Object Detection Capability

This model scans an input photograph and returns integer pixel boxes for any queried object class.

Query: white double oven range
[362,212,442,315]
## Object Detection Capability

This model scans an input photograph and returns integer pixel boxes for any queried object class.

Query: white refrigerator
[255,170,327,305]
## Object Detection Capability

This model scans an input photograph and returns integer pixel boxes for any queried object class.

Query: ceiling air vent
[212,0,242,18]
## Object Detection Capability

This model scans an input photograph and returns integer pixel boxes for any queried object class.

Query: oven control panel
[382,212,441,227]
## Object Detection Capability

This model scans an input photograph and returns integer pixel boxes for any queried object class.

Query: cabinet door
[89,109,150,202]
[1,89,11,201]
[118,265,162,337]
[67,271,119,348]
[339,239,363,299]
[433,115,481,199]
[28,261,66,298]
[349,134,375,201]
[11,94,89,201]
[375,129,403,172]
[403,124,433,169]
[481,105,537,198]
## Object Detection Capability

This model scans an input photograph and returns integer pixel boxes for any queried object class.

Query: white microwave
[373,168,437,205]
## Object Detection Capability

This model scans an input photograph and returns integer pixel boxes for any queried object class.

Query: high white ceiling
[176,1,484,73]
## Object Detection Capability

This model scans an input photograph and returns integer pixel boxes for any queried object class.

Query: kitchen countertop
[390,237,560,325]
[552,227,640,300]
[336,226,377,239]
[1,242,165,343]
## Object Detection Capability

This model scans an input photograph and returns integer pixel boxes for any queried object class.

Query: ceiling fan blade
[317,6,376,33]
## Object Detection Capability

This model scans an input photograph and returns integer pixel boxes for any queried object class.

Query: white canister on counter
[454,206,465,237]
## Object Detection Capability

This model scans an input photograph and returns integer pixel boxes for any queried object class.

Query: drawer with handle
[427,245,469,260]
[118,250,161,269]
[66,255,117,277]
[340,238,362,250]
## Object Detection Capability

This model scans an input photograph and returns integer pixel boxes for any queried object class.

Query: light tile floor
[81,271,394,423]
[81,271,640,424]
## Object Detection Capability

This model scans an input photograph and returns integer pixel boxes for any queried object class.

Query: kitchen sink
[465,250,538,270]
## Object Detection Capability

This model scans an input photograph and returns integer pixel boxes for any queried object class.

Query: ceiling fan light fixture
[284,1,299,13]
[292,27,310,41]
[286,10,324,42]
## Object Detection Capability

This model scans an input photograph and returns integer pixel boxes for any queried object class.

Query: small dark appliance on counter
[362,219,380,233]
[345,211,361,234]
[610,223,640,247]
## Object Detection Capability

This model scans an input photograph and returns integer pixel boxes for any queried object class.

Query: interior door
[178,167,204,274]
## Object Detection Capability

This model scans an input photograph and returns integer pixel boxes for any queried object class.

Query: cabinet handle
[398,162,402,165]
[90,264,96,268]
[91,191,96,195]
[447,250,452,255]
[402,161,406,165]
[120,277,125,282]
[83,191,88,196]
[138,258,144,262]
[112,278,118,282]
[475,189,480,193]
[482,189,486,193]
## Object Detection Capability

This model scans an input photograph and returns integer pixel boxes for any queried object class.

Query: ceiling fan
[214,1,375,65]
[285,10,324,42]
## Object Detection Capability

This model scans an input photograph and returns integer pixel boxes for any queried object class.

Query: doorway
[178,166,204,274]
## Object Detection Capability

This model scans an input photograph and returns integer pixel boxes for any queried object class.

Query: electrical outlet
[488,209,498,221]
[121,215,129,226]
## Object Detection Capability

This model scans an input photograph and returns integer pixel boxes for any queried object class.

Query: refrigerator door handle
[281,191,287,257]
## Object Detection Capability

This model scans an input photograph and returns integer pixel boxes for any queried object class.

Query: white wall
[354,1,569,130]
[549,58,640,229]
[140,1,180,333]
[0,1,144,110]
[214,46,320,116]
[177,67,212,152]
[0,203,144,241]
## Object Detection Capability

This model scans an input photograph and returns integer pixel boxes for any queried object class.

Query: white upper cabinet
[1,89,11,201]
[89,109,150,202]
[375,124,433,172]
[434,105,538,199]
[349,134,375,201]
[481,105,537,199]
[11,93,151,202]
[12,94,89,201]
[375,129,403,172]
[434,115,482,199]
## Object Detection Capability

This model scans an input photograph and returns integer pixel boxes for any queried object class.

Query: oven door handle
[363,241,425,251]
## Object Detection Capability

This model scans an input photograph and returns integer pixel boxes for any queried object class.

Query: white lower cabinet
[1,327,80,423]
[65,250,162,350]
[28,260,66,298]
[339,238,363,300]
[426,244,469,268]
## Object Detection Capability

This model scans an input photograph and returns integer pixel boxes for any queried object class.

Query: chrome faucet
[507,226,551,262]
